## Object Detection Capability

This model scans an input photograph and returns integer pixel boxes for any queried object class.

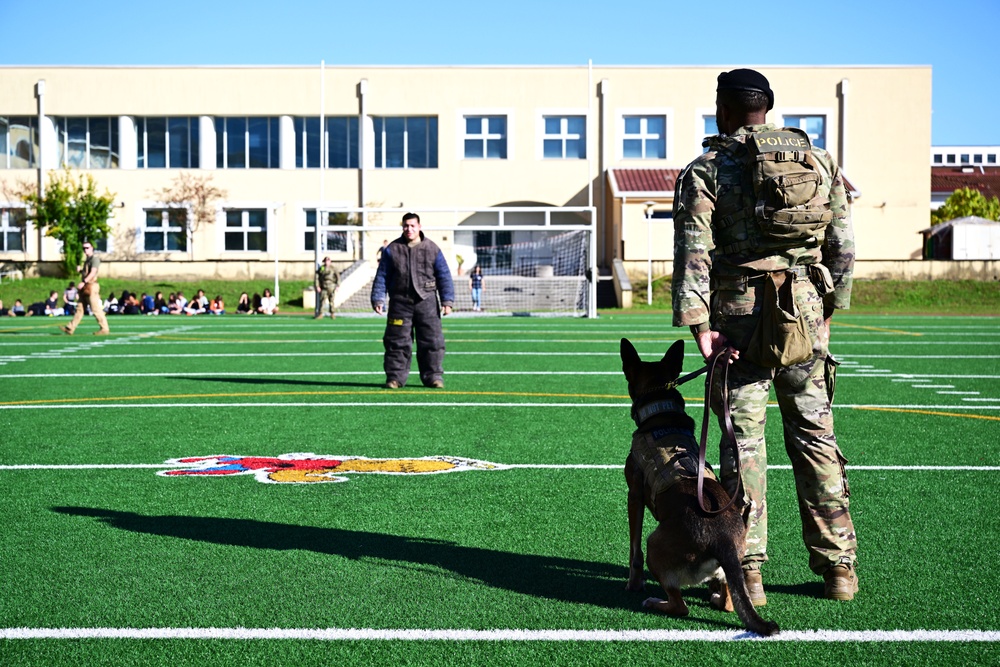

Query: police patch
[158,453,504,484]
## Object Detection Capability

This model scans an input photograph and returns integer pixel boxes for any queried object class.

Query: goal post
[312,206,598,317]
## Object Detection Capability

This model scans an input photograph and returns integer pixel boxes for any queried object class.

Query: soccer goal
[310,206,598,317]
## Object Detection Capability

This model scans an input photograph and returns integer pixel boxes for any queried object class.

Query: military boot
[744,569,766,607]
[824,564,859,601]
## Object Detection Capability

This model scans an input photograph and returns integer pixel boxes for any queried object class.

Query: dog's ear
[620,338,640,381]
[661,339,685,379]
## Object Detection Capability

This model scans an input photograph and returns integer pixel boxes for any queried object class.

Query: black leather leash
[696,349,743,515]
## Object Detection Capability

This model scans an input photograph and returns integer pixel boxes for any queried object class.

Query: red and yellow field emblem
[158,454,504,484]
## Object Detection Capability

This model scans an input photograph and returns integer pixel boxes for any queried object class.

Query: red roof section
[611,168,681,194]
[612,167,861,199]
[932,167,1000,199]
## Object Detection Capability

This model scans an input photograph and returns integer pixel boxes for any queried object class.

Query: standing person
[61,241,110,335]
[469,265,484,312]
[371,212,454,389]
[671,69,857,603]
[314,256,340,319]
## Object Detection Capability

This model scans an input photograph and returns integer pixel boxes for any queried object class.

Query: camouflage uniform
[315,264,339,318]
[671,123,857,575]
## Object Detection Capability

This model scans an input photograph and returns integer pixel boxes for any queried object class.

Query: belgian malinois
[621,338,778,636]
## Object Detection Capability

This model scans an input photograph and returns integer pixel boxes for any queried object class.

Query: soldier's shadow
[50,505,733,625]
[167,376,379,389]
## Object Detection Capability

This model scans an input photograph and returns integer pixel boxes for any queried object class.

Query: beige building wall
[0,65,931,279]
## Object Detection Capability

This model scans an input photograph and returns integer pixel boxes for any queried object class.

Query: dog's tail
[716,538,780,637]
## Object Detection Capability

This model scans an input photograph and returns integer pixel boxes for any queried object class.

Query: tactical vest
[714,128,833,257]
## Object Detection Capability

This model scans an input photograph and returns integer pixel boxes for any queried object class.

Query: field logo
[158,453,505,484]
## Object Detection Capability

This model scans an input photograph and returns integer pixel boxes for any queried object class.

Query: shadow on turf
[167,376,380,389]
[51,505,739,625]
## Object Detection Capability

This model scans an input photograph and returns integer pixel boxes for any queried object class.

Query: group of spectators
[1,283,281,317]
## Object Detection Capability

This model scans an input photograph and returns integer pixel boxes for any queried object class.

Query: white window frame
[695,107,718,156]
[0,117,38,169]
[135,201,191,254]
[617,108,673,161]
[136,117,198,169]
[457,109,513,161]
[775,107,833,151]
[297,202,355,255]
[536,109,587,160]
[0,204,27,253]
[56,116,119,169]
[217,202,273,254]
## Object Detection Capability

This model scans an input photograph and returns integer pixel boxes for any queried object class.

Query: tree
[156,172,227,232]
[17,169,117,277]
[931,187,1000,225]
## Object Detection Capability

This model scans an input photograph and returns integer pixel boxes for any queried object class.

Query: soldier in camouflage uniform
[314,256,340,319]
[671,69,858,603]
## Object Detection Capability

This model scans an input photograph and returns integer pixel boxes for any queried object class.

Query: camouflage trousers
[316,286,337,317]
[711,274,856,575]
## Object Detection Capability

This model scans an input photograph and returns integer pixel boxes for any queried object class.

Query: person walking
[314,256,340,319]
[61,241,110,335]
[671,69,858,603]
[371,212,454,389]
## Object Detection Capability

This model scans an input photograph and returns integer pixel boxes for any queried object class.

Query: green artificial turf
[1,314,998,665]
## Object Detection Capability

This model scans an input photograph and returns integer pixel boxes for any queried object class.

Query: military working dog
[621,338,778,636]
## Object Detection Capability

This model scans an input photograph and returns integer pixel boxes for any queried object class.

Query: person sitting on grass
[258,288,278,315]
[140,292,155,315]
[62,282,78,314]
[154,291,168,314]
[210,295,225,315]
[236,292,251,314]
[10,299,26,316]
[103,291,119,314]
[44,291,63,316]
[170,291,187,315]
[121,291,140,315]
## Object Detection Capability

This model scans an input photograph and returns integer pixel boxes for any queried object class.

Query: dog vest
[631,425,717,516]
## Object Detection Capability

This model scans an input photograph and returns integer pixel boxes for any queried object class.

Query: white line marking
[911,385,955,389]
[1,402,999,411]
[937,391,980,395]
[964,397,1000,402]
[1,627,998,642]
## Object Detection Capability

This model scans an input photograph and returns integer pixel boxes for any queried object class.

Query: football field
[1,313,998,665]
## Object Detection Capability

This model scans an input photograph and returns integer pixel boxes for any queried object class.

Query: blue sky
[2,0,996,145]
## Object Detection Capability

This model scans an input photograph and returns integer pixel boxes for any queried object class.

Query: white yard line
[1,627,997,642]
[1,402,999,411]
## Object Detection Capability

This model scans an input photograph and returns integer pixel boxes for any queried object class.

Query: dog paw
[642,597,664,608]
[625,578,645,592]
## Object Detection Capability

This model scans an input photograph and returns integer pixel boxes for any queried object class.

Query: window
[542,116,585,159]
[373,116,438,168]
[142,209,188,252]
[933,154,943,164]
[974,154,983,163]
[137,117,200,168]
[702,115,718,153]
[622,115,666,159]
[0,207,26,251]
[294,117,360,169]
[464,116,507,159]
[0,117,38,169]
[56,117,119,168]
[989,155,997,164]
[304,210,350,253]
[224,209,267,251]
[960,154,970,165]
[783,115,826,149]
[474,230,512,270]
[946,154,956,164]
[215,117,279,169]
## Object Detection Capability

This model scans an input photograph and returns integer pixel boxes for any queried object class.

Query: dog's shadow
[51,505,736,624]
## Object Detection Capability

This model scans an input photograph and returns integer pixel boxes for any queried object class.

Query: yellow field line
[854,406,1000,422]
[834,322,923,336]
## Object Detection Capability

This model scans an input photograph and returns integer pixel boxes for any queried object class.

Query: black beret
[717,68,774,111]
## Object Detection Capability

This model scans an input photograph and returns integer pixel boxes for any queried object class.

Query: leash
[696,349,743,515]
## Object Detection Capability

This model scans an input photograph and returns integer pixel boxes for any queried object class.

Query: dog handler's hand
[694,329,739,363]
[373,303,384,315]
[442,305,452,316]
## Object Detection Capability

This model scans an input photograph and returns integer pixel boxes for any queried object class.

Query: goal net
[311,207,597,317]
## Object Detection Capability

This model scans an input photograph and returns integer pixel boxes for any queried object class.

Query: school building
[0,64,936,296]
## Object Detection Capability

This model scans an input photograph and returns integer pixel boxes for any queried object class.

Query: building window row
[933,152,998,166]
[2,111,833,171]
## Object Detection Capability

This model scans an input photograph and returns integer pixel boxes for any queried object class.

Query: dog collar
[634,398,685,425]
